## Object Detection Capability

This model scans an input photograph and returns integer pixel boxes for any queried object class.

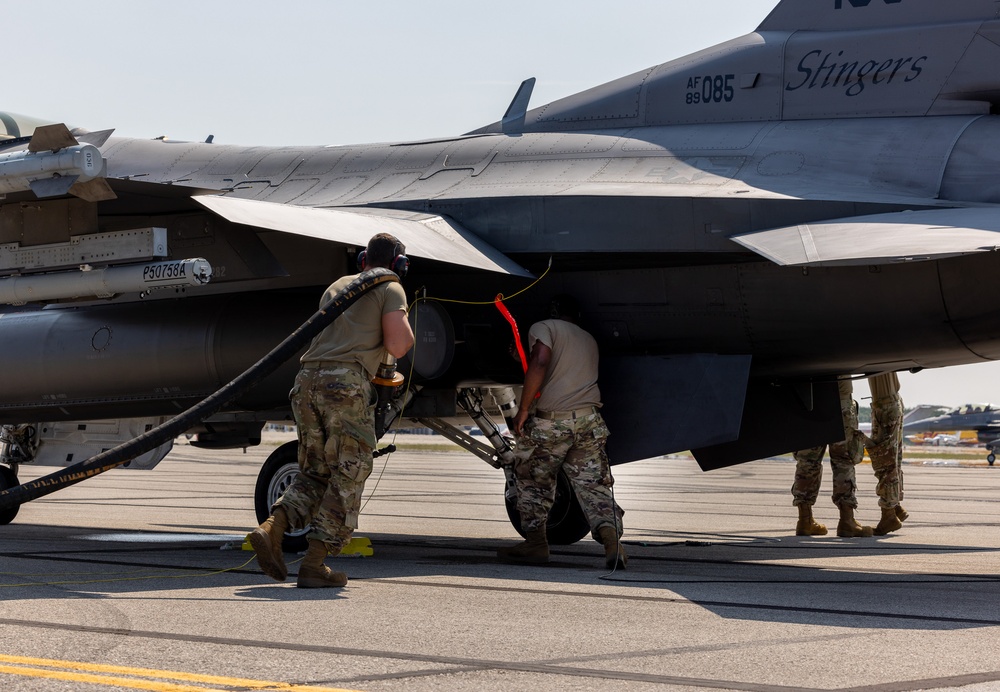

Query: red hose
[495,296,528,373]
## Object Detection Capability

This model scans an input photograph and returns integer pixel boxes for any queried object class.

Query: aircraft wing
[193,195,531,277]
[732,207,1000,267]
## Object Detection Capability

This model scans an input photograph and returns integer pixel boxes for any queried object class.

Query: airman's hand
[509,341,523,362]
[513,409,530,436]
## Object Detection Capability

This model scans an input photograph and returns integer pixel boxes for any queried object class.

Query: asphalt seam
[363,578,1000,626]
[0,617,819,691]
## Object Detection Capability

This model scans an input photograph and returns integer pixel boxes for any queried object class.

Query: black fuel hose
[0,268,399,513]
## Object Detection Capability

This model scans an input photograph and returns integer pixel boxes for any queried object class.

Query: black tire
[988,453,996,466]
[504,469,591,545]
[0,466,20,525]
[254,441,309,553]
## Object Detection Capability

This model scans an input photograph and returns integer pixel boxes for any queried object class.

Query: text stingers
[786,49,927,97]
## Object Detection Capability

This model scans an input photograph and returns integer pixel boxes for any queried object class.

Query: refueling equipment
[373,351,407,439]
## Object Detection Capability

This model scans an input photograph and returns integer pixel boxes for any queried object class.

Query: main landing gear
[252,387,593,550]
[254,441,310,553]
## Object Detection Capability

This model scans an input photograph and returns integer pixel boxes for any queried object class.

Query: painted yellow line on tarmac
[0,654,361,691]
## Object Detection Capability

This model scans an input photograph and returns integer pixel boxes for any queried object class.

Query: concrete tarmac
[1,435,999,691]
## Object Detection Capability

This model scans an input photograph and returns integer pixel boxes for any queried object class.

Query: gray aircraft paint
[6,0,1000,467]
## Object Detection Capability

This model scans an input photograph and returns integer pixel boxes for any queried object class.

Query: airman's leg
[792,446,827,535]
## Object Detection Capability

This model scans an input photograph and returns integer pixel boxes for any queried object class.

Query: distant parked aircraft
[903,404,1000,464]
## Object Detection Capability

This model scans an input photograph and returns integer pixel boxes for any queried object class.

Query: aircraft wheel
[0,466,20,525]
[504,469,590,545]
[988,453,996,466]
[254,441,309,553]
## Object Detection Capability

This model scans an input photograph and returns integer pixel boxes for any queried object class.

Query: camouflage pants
[791,443,861,508]
[274,365,376,553]
[868,394,904,508]
[791,398,864,508]
[513,411,624,541]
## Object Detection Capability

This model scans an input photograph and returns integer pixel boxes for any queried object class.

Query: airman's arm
[382,309,415,358]
[513,341,551,435]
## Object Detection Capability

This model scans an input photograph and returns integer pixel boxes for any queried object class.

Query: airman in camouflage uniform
[865,372,908,535]
[249,233,413,588]
[791,379,873,538]
[512,411,622,538]
[498,295,626,570]
[280,365,376,549]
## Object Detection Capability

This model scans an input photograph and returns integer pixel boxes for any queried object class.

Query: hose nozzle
[373,353,405,438]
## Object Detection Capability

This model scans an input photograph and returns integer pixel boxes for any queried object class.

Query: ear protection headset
[548,294,580,321]
[356,248,409,278]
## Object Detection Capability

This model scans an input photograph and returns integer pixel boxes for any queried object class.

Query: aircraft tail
[759,0,1000,32]
[902,404,952,425]
[496,0,1000,133]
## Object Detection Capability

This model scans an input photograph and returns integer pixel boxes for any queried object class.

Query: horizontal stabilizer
[732,208,1000,266]
[194,196,532,276]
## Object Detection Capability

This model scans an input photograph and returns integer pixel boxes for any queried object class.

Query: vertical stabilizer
[759,0,1000,32]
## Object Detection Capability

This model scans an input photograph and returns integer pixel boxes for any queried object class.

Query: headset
[548,294,580,321]
[356,248,409,278]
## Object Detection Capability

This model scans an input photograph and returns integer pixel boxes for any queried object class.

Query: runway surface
[1,434,999,691]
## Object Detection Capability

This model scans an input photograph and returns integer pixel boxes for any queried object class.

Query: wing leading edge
[732,207,1000,266]
[193,196,531,277]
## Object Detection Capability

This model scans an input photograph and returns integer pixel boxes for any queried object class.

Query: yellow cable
[406,256,551,312]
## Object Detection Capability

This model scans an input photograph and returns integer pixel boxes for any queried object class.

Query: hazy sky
[7,0,1000,406]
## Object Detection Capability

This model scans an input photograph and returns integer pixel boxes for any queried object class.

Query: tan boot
[874,506,903,536]
[497,528,549,564]
[598,526,627,570]
[296,540,348,588]
[248,506,289,581]
[836,505,874,538]
[895,505,909,523]
[795,505,828,536]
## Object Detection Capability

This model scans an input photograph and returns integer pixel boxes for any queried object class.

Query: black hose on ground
[0,268,400,513]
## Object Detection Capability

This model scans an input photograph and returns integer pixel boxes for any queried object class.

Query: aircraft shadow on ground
[334,531,1000,632]
[2,529,999,632]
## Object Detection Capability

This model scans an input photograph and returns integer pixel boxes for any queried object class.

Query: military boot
[296,540,348,588]
[598,526,627,570]
[795,504,828,536]
[497,528,549,564]
[248,506,289,581]
[895,505,909,523]
[874,506,903,535]
[836,505,874,538]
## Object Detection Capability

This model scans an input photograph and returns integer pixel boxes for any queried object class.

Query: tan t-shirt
[528,318,601,412]
[300,274,408,378]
